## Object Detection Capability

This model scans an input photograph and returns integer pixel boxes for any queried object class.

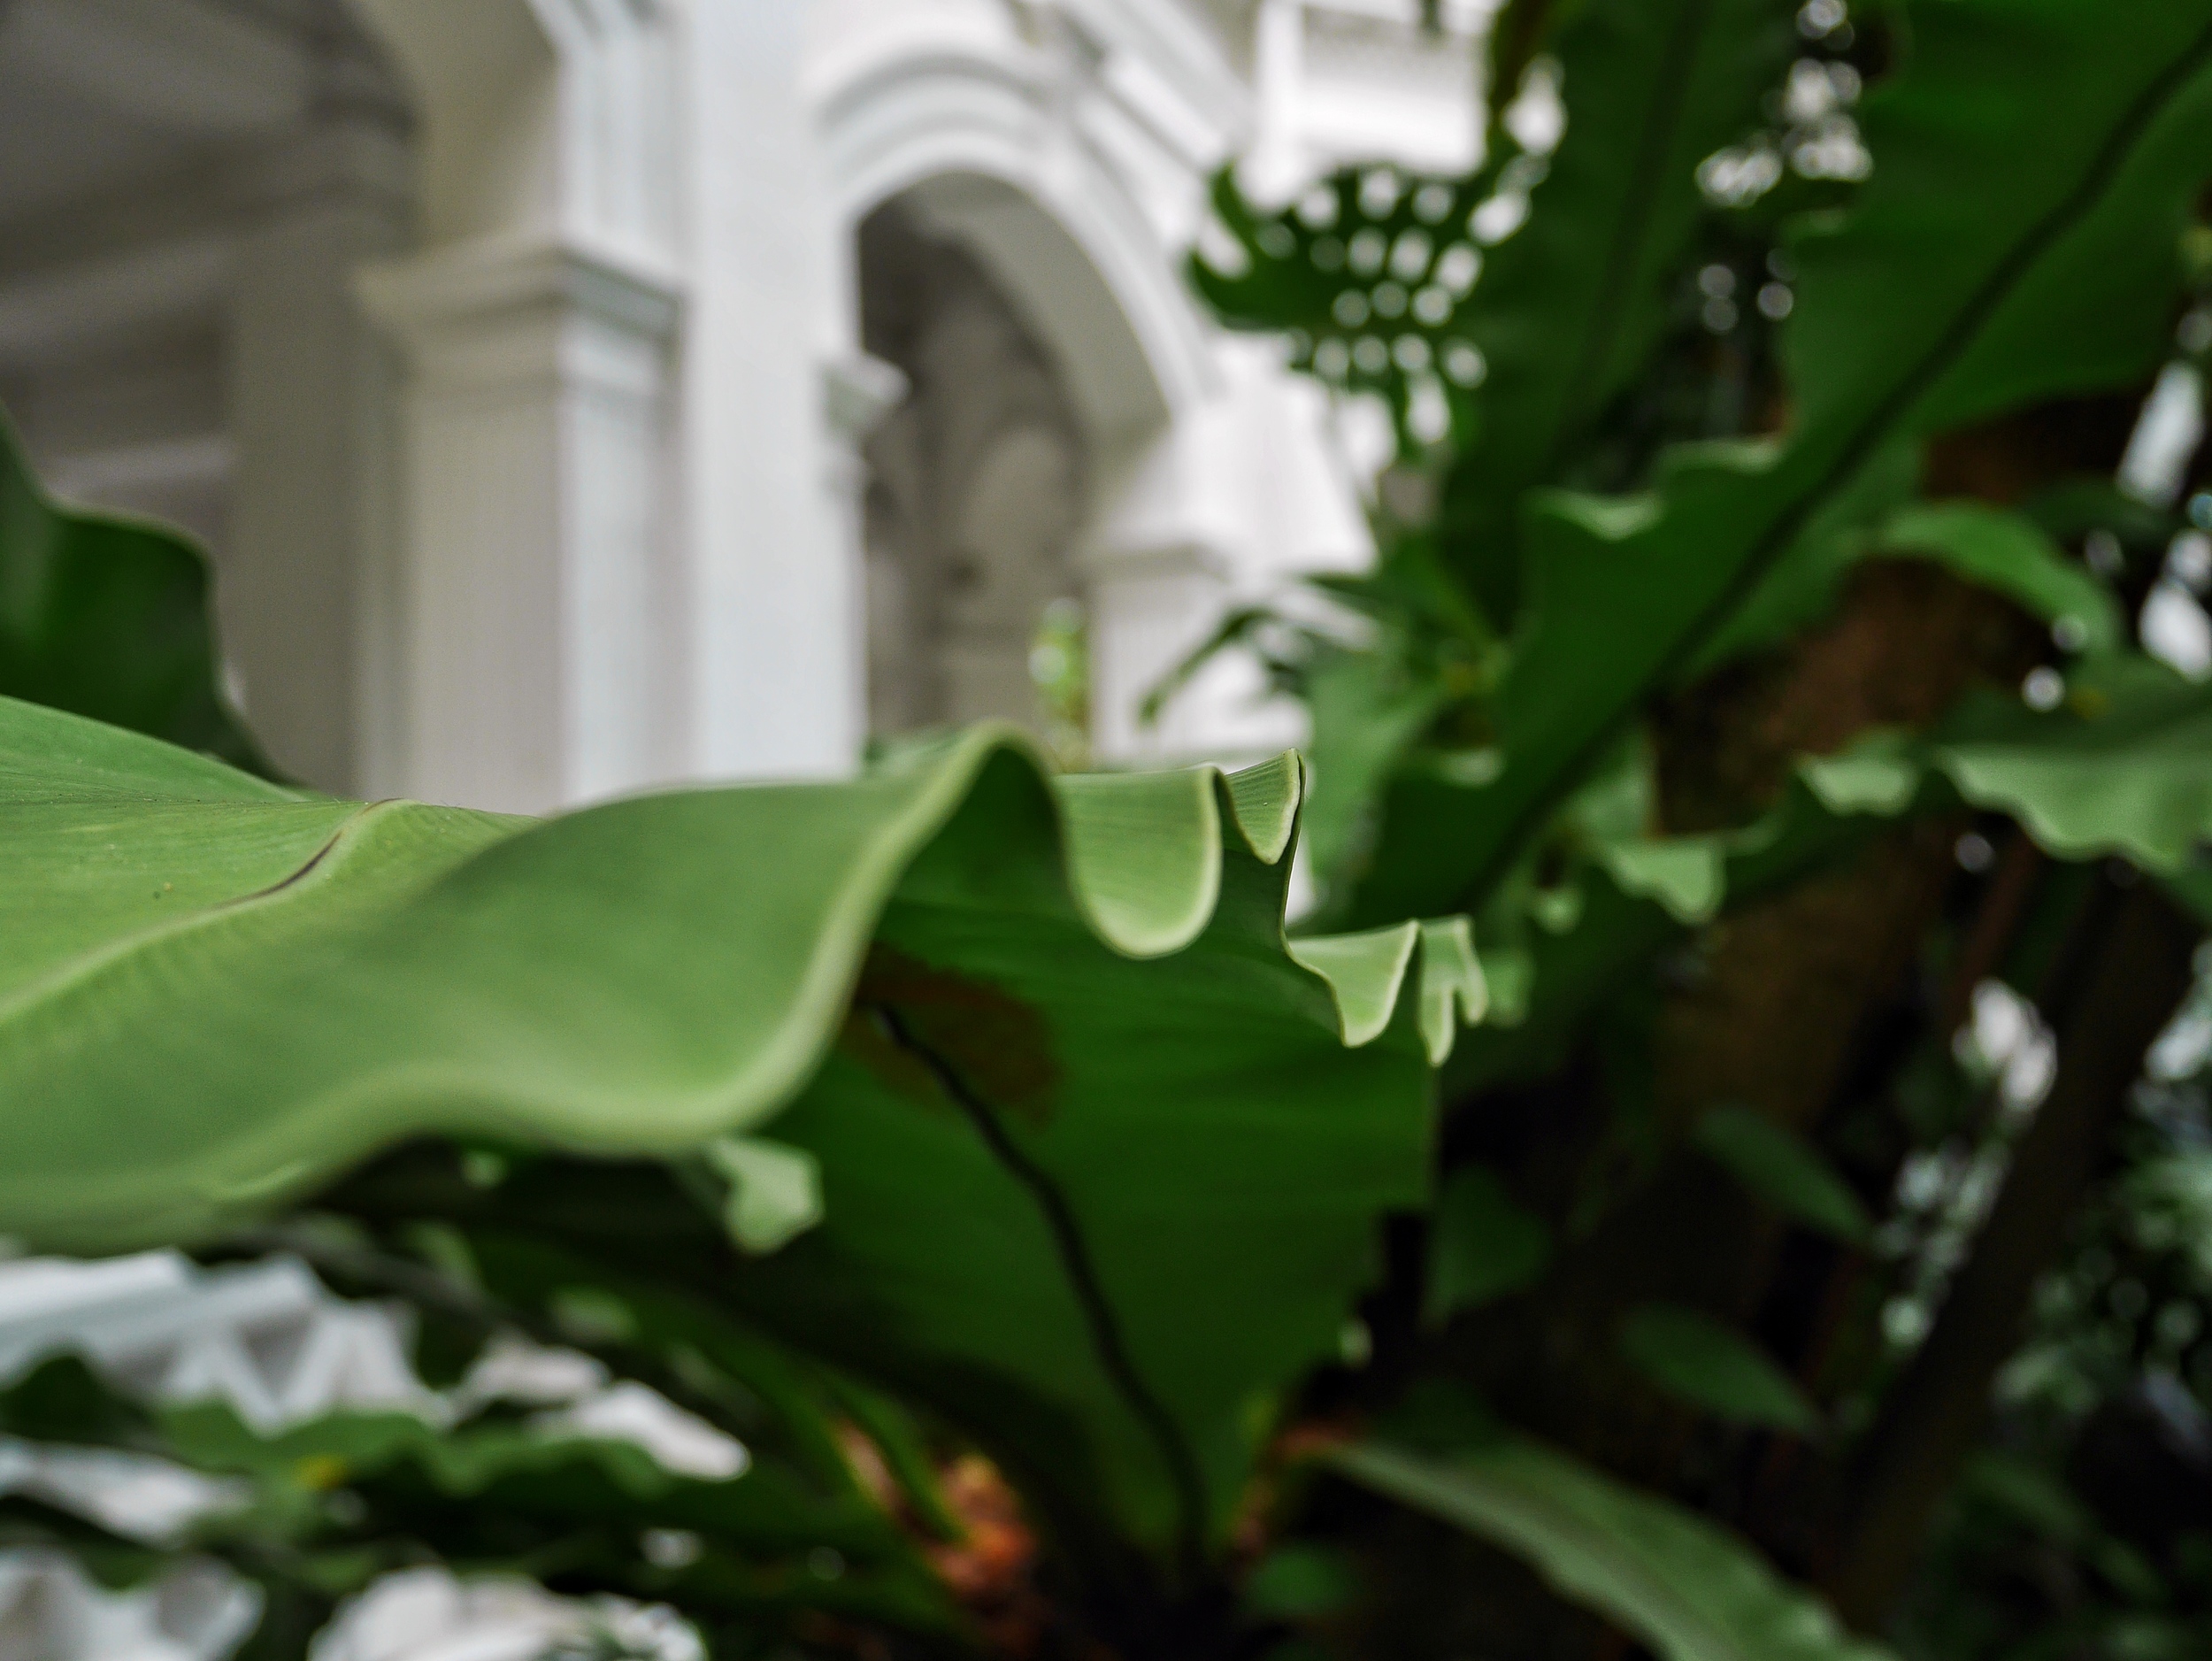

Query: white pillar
[225,144,409,795]
[1084,350,1368,767]
[822,350,910,741]
[1247,0,1308,205]
[357,240,682,814]
[681,0,858,781]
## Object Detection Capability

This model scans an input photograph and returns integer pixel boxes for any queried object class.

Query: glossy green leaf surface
[1694,492,2125,679]
[1194,0,1797,627]
[1929,671,2212,874]
[1793,656,2212,874]
[1873,504,2124,657]
[0,696,1478,1566]
[1332,1434,1893,1661]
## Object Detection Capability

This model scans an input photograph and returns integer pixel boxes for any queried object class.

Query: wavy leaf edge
[0,696,1480,1248]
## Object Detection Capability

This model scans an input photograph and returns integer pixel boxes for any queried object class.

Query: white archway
[818,40,1219,442]
[813,22,1369,765]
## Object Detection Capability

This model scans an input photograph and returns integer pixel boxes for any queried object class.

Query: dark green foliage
[1425,1167,1552,1324]
[1192,1,2212,1657]
[0,413,266,773]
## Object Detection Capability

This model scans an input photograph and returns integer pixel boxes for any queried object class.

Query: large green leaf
[1432,749,1891,1099]
[0,696,1480,1569]
[1331,1432,1894,1661]
[1871,504,2124,657]
[1793,654,2212,874]
[0,411,264,771]
[1690,489,2126,680]
[1194,0,1797,626]
[1435,0,1797,624]
[1348,0,2212,924]
[1447,646,2212,1103]
[1301,638,1455,888]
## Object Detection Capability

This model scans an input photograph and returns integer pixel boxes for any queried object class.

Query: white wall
[0,0,1486,804]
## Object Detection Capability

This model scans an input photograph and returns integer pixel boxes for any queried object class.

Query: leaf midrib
[866,1001,1211,1573]
[1542,0,1724,476]
[0,800,389,1027]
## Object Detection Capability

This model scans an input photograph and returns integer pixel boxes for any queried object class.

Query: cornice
[355,234,687,346]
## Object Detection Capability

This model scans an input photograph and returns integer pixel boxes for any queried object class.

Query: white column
[681,0,858,781]
[1084,350,1369,767]
[226,152,409,795]
[1247,0,1308,204]
[822,350,910,743]
[1084,420,1259,765]
[357,240,682,814]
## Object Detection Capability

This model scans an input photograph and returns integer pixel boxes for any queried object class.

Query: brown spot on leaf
[841,943,1061,1127]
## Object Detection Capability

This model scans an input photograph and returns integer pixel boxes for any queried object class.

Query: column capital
[823,350,909,447]
[357,235,685,359]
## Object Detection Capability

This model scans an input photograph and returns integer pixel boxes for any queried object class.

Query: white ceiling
[0,0,347,226]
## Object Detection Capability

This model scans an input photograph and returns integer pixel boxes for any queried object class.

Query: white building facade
[0,0,1486,811]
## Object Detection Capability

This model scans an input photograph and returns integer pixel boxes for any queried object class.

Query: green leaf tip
[1330,1431,1896,1661]
[708,1136,825,1254]
[1619,1303,1821,1435]
[1290,915,1486,1059]
[1693,1105,1873,1246]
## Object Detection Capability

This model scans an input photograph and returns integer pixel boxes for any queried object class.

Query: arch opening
[856,192,1093,756]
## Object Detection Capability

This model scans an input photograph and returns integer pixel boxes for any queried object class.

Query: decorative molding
[1093,42,1234,171]
[350,0,679,260]
[1049,0,1253,142]
[42,433,236,500]
[357,235,685,360]
[818,41,1221,434]
[526,0,683,260]
[357,232,685,812]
